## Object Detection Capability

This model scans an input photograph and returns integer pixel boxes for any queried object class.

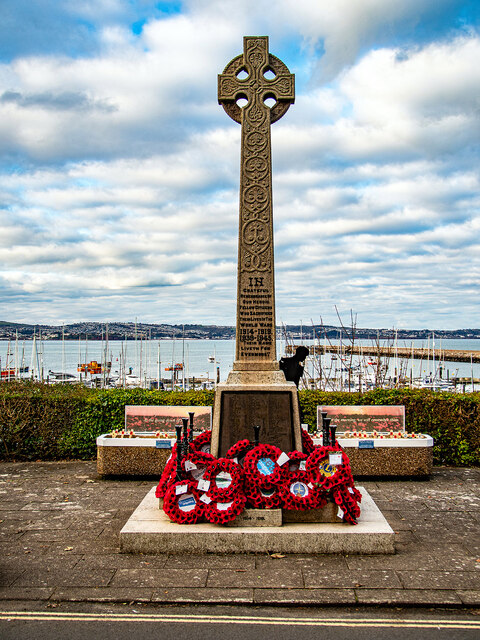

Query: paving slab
[151,588,254,604]
[456,590,480,605]
[303,568,402,589]
[397,570,480,590]
[110,567,208,588]
[51,587,154,602]
[207,567,304,589]
[355,588,464,605]
[253,588,356,604]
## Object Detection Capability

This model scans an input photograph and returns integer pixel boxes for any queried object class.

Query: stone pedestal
[120,486,395,555]
[211,369,303,457]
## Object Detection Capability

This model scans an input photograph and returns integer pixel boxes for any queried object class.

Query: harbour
[1,335,480,392]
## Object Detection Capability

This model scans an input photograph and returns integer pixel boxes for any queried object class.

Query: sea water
[0,337,479,386]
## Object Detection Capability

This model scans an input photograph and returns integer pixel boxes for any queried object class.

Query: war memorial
[118,37,394,555]
[1,36,479,615]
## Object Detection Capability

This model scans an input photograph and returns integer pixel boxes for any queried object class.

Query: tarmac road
[1,604,480,640]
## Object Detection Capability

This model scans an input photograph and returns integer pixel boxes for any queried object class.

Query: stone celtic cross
[218,36,294,372]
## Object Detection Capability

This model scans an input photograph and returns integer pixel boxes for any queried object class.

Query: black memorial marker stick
[253,425,261,447]
[175,424,183,481]
[323,416,331,447]
[330,424,337,446]
[182,417,189,458]
[188,412,195,445]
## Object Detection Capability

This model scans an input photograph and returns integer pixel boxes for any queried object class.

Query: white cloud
[0,2,479,328]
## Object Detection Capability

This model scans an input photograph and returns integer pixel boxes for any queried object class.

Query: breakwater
[286,344,480,364]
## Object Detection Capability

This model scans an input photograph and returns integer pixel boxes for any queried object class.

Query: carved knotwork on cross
[218,36,294,368]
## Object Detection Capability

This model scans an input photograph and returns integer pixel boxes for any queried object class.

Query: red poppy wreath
[244,479,283,509]
[190,429,212,453]
[286,450,308,473]
[301,428,316,454]
[203,457,244,502]
[225,439,254,466]
[243,444,287,487]
[155,446,177,498]
[204,493,246,524]
[280,470,327,511]
[181,450,215,482]
[163,479,205,524]
[306,446,349,490]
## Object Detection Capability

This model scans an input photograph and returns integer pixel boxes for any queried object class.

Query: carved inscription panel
[219,391,294,457]
[237,275,274,360]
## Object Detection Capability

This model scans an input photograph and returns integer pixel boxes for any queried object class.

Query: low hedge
[0,382,478,465]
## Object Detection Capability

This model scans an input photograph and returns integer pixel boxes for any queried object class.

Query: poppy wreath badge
[190,429,212,454]
[204,492,247,525]
[244,479,283,509]
[203,457,244,502]
[163,479,205,524]
[155,445,177,498]
[280,470,327,511]
[225,439,254,467]
[243,444,287,487]
[181,451,215,482]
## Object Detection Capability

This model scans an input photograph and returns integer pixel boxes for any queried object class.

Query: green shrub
[0,382,478,465]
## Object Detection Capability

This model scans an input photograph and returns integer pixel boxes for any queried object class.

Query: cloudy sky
[1,0,479,329]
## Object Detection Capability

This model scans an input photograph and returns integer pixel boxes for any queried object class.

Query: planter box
[97,434,174,476]
[314,436,434,477]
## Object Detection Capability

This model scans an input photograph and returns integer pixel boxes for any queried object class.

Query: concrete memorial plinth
[211,36,302,457]
[120,486,394,555]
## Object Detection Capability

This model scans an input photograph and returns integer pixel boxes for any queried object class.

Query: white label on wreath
[276,452,290,467]
[337,507,344,519]
[178,494,196,512]
[197,479,210,492]
[348,487,354,494]
[175,484,188,495]
[329,453,343,466]
[200,494,212,504]
[217,501,233,511]
[191,466,206,481]
[299,460,307,471]
[215,471,232,488]
[307,482,314,489]
[184,460,197,472]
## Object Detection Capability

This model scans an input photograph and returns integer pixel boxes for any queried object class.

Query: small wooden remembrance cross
[218,36,294,372]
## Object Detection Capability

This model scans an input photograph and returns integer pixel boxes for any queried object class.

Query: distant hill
[0,321,479,341]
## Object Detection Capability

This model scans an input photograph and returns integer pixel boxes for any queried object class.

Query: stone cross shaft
[218,36,294,372]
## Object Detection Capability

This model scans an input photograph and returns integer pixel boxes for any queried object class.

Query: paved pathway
[0,462,479,607]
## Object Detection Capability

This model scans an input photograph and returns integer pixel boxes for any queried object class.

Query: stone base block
[282,502,341,524]
[120,486,394,555]
[225,508,282,527]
